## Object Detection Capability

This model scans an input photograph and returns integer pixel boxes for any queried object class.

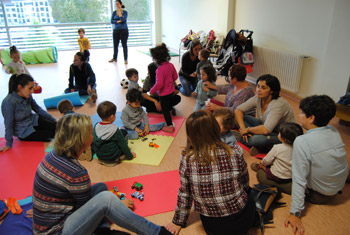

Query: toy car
[131,191,144,201]
[139,131,146,137]
[131,182,143,191]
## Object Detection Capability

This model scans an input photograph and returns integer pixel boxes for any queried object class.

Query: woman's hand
[154,101,162,112]
[239,128,251,142]
[205,102,218,111]
[285,214,305,235]
[87,85,92,95]
[70,89,75,93]
[0,146,11,152]
[165,222,181,235]
[190,72,197,77]
[204,81,216,90]
[202,85,209,92]
[132,152,136,159]
[122,199,135,210]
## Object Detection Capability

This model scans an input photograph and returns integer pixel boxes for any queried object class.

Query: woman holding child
[32,113,173,235]
[206,64,255,115]
[235,74,295,155]
[0,74,56,152]
[178,39,201,96]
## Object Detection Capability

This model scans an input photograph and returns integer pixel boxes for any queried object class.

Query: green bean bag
[0,46,58,65]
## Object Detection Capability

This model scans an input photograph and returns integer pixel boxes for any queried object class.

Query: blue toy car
[131,191,144,201]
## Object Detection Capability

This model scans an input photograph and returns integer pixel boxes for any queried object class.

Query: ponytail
[76,50,90,63]
[8,74,34,94]
[9,45,19,56]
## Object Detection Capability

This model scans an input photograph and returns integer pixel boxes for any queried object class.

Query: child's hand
[135,127,142,133]
[122,199,135,210]
[144,125,150,134]
[192,92,197,97]
[154,101,162,112]
[173,89,179,95]
[132,152,136,158]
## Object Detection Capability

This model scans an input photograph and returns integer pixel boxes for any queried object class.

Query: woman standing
[235,74,295,155]
[0,74,56,152]
[109,0,129,64]
[64,50,97,102]
[178,39,201,96]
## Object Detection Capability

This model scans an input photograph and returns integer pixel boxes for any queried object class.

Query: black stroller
[216,29,253,77]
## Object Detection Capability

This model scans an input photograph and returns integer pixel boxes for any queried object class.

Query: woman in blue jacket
[109,0,129,64]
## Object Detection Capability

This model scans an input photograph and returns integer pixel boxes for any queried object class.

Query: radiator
[247,46,307,92]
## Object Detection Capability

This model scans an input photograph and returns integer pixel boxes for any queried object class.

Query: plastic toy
[149,141,159,148]
[112,186,126,200]
[131,191,144,201]
[120,78,129,88]
[131,182,143,191]
[141,137,148,142]
[33,82,42,94]
[139,131,146,137]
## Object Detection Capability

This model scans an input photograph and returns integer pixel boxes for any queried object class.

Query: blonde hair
[53,113,92,157]
[185,110,232,165]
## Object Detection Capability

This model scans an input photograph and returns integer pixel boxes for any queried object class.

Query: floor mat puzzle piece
[237,141,266,159]
[125,134,174,165]
[0,138,45,199]
[102,170,180,217]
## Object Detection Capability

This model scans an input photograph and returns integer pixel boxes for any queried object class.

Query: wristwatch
[290,211,301,218]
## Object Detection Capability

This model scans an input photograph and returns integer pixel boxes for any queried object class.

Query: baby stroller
[216,29,253,77]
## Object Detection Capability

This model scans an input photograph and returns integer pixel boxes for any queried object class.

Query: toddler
[125,68,140,91]
[196,49,213,81]
[192,65,217,111]
[213,108,237,147]
[149,43,181,133]
[57,99,75,115]
[93,101,136,167]
[121,89,165,139]
[78,28,91,52]
[251,122,303,194]
[5,46,30,75]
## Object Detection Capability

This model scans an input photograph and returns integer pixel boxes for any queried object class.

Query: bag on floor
[249,184,286,234]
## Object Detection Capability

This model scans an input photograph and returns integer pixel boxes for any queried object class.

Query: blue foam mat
[43,91,89,109]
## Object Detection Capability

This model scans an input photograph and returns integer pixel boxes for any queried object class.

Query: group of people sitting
[0,40,348,235]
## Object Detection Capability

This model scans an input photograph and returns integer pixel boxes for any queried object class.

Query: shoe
[91,89,97,103]
[79,147,93,162]
[249,146,260,156]
[109,58,117,63]
[162,125,175,133]
[98,159,120,167]
[124,60,128,64]
[251,163,259,172]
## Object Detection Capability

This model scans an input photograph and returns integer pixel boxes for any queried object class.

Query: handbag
[249,184,286,234]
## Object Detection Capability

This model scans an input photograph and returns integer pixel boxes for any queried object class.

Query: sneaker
[124,60,128,64]
[162,125,175,133]
[91,89,97,103]
[249,146,260,156]
[79,147,93,162]
[109,58,117,63]
[251,163,259,172]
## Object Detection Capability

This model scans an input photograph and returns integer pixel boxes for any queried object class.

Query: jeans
[179,75,197,96]
[193,101,206,112]
[113,29,129,60]
[239,115,281,152]
[125,122,165,140]
[64,77,97,96]
[62,183,161,235]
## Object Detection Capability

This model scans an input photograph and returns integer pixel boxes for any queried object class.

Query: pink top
[150,62,177,96]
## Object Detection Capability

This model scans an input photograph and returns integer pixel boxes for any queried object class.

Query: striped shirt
[172,144,250,226]
[32,151,91,235]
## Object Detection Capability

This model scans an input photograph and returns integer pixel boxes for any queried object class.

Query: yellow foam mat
[125,134,174,166]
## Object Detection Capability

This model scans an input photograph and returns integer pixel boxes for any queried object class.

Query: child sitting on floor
[5,46,31,76]
[192,65,218,111]
[57,99,75,116]
[251,122,303,194]
[213,107,237,148]
[121,89,165,140]
[93,101,136,167]
[126,68,141,91]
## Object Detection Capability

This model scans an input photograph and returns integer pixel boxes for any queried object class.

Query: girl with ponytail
[1,74,56,152]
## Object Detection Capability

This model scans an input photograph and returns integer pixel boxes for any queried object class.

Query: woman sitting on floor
[32,113,172,235]
[206,64,255,116]
[235,74,295,156]
[0,74,56,152]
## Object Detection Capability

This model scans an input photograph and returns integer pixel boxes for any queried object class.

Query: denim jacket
[1,92,56,147]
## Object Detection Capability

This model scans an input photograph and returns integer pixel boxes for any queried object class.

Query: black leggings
[19,117,56,142]
[113,29,129,60]
[159,93,181,126]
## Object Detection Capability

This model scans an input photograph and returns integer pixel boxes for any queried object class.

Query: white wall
[159,0,235,50]
[234,0,350,100]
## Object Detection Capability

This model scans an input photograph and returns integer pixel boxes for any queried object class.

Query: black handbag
[249,184,286,234]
